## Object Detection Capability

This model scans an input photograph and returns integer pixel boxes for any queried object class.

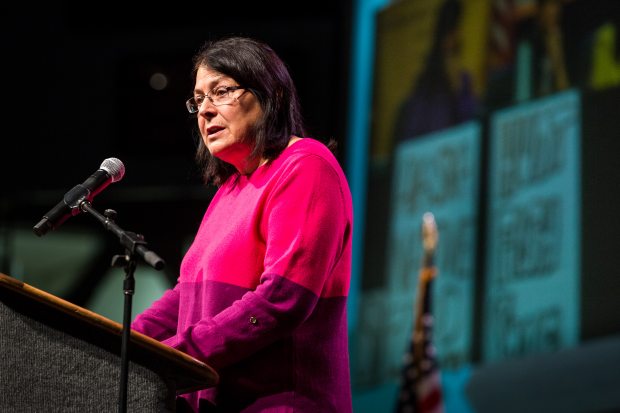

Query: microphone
[33,157,125,237]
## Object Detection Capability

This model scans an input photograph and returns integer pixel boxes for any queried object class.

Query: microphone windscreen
[100,157,125,182]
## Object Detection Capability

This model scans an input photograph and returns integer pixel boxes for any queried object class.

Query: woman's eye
[213,87,228,97]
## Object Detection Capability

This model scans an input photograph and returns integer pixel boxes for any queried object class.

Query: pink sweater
[132,138,353,412]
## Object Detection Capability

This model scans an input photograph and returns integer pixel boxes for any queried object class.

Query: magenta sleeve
[131,286,180,341]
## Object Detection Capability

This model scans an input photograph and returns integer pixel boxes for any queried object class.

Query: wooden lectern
[0,272,218,412]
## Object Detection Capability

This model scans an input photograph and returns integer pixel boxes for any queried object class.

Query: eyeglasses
[185,85,247,113]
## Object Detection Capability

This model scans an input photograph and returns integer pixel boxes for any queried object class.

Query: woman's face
[194,66,264,174]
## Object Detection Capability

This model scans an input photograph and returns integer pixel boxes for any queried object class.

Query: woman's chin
[206,141,226,157]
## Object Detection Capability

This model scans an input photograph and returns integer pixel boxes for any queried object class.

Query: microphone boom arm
[79,201,165,271]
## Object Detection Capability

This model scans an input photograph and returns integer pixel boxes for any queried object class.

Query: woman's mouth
[207,125,225,139]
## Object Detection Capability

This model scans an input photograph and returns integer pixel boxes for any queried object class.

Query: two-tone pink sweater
[131,138,353,412]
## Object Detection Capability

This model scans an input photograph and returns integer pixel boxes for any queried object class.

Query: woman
[131,36,354,413]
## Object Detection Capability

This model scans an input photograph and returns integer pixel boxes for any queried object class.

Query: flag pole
[395,212,445,413]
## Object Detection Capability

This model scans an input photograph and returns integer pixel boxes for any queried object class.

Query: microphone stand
[80,201,165,413]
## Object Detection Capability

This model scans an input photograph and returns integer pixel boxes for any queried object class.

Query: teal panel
[484,89,581,362]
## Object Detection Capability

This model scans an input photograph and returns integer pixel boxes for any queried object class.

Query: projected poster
[483,89,581,362]
[351,0,490,398]
[386,122,480,371]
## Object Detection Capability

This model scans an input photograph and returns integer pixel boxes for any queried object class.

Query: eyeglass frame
[185,85,248,114]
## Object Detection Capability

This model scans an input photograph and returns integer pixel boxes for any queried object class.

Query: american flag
[395,212,445,413]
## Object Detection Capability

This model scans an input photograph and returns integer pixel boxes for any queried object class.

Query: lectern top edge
[0,272,218,393]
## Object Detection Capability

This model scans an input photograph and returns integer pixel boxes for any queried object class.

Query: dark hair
[191,36,307,186]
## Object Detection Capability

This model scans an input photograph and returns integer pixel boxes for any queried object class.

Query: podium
[0,272,218,412]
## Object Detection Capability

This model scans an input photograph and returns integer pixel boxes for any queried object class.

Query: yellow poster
[370,0,490,160]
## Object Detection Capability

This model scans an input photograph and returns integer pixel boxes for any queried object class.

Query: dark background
[1,0,353,291]
[2,1,352,188]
